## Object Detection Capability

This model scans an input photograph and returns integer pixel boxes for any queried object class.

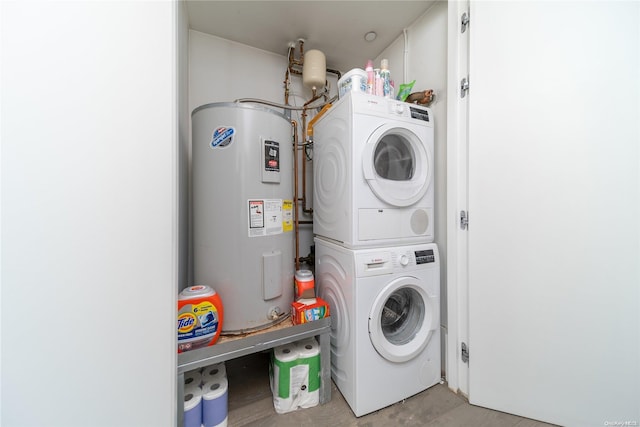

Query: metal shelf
[177,317,331,426]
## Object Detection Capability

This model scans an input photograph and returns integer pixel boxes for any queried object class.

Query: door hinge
[461,12,470,33]
[461,342,469,363]
[460,77,469,98]
[460,210,469,230]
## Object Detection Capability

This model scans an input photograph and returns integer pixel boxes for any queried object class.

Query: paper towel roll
[272,344,299,399]
[202,362,226,383]
[184,369,203,388]
[273,344,299,362]
[272,343,309,414]
[202,377,228,427]
[296,338,321,409]
[183,384,203,427]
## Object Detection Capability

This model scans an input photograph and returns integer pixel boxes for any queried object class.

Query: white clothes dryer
[314,237,441,417]
[313,92,434,248]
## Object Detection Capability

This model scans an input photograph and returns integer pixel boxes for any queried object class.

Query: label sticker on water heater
[264,140,280,172]
[261,138,281,183]
[282,200,293,232]
[210,126,235,148]
[248,199,283,237]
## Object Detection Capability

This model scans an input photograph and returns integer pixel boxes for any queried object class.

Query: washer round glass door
[362,125,432,207]
[368,277,436,363]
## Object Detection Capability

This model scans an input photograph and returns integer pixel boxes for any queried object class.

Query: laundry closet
[1,2,637,427]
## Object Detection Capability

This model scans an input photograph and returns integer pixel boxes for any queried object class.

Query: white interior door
[467,2,639,426]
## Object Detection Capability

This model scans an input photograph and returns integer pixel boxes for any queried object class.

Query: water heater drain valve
[268,306,284,320]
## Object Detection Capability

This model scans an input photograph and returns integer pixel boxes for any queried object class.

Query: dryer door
[368,276,438,363]
[362,125,432,207]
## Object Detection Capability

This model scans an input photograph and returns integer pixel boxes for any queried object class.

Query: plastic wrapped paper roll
[296,337,321,408]
[270,343,300,414]
[202,377,228,427]
[184,369,203,388]
[202,362,226,384]
[183,384,203,427]
[270,339,321,413]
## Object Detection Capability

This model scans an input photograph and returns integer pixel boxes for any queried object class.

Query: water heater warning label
[248,199,284,237]
[282,200,293,232]
[264,140,280,172]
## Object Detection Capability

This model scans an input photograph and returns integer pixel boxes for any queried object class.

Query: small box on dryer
[291,298,330,325]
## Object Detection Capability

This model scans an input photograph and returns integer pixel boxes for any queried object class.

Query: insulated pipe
[301,137,312,215]
[300,108,310,215]
[326,68,342,80]
[299,89,325,215]
[291,119,300,271]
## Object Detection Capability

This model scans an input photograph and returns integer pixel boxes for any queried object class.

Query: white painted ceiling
[186,1,437,73]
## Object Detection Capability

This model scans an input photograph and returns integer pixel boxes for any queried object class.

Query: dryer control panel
[348,92,433,127]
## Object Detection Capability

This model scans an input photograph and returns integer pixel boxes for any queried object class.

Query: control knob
[399,254,409,266]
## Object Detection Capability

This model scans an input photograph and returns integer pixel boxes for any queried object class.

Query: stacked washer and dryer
[313,91,440,417]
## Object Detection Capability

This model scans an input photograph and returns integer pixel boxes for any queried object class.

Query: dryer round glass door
[362,125,432,207]
[368,277,437,363]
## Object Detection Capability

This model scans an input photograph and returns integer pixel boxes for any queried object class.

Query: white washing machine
[314,237,441,417]
[313,91,434,248]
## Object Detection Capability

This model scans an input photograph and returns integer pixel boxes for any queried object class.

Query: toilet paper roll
[202,377,228,427]
[184,369,203,388]
[296,338,321,409]
[183,384,203,427]
[202,362,226,383]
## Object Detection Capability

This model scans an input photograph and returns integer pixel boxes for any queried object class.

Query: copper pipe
[284,68,290,105]
[304,88,324,108]
[291,119,300,271]
[288,40,304,74]
[294,39,304,67]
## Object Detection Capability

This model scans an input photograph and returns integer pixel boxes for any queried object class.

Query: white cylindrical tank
[192,102,294,333]
[302,49,326,90]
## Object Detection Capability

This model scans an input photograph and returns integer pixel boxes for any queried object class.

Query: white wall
[188,30,339,284]
[178,0,190,290]
[375,1,449,365]
[1,1,180,425]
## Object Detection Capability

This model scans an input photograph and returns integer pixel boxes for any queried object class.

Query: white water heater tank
[191,102,294,333]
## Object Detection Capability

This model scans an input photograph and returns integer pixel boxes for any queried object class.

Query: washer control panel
[409,106,430,122]
[354,243,438,277]
[388,244,438,271]
[415,249,435,264]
